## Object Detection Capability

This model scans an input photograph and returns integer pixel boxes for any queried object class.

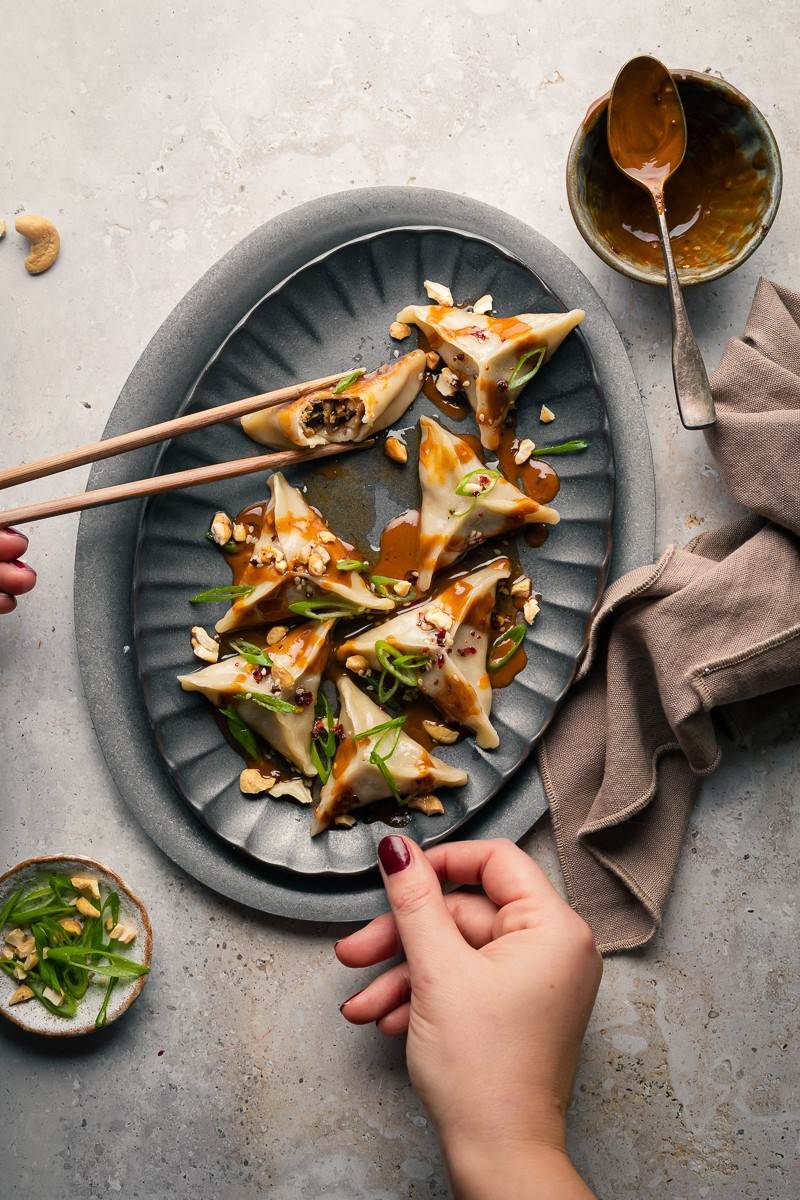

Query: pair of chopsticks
[0,371,372,528]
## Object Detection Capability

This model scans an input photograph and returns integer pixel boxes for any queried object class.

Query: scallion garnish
[288,598,363,620]
[333,369,365,394]
[452,467,502,517]
[487,623,526,671]
[310,691,337,784]
[370,575,417,601]
[219,705,261,759]
[336,559,369,573]
[507,345,546,390]
[355,716,407,802]
[375,641,430,690]
[241,691,300,715]
[531,439,589,456]
[229,639,272,668]
[190,584,255,603]
[354,715,407,741]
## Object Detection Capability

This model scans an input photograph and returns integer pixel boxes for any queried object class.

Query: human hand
[336,837,602,1199]
[0,529,36,614]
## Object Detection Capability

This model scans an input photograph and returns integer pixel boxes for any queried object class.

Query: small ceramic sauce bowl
[567,70,782,286]
[0,854,152,1037]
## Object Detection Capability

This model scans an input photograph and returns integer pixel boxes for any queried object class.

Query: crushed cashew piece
[514,438,536,466]
[472,294,493,315]
[12,965,27,980]
[109,923,137,945]
[59,917,83,936]
[75,897,101,919]
[42,985,64,1006]
[510,575,532,599]
[318,530,336,544]
[334,814,357,828]
[539,404,556,423]
[389,320,411,340]
[435,367,461,398]
[269,663,293,692]
[307,547,330,577]
[407,794,445,816]
[0,947,13,961]
[71,875,101,900]
[22,952,39,972]
[266,625,288,645]
[392,579,412,598]
[191,626,219,663]
[422,720,459,745]
[5,929,35,955]
[422,605,453,632]
[523,596,541,624]
[345,654,370,675]
[384,435,408,464]
[424,279,454,306]
[232,522,247,542]
[9,984,34,1005]
[210,511,233,546]
[425,350,441,370]
[239,768,276,795]
[0,219,6,239]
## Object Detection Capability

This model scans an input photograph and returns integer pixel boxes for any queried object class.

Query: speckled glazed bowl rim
[0,854,153,1037]
[566,68,783,287]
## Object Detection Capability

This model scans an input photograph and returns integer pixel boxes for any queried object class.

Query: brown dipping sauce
[583,72,772,276]
[607,57,685,197]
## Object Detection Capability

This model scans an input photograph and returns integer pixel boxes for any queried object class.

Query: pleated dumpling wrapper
[215,472,394,633]
[241,351,426,449]
[178,620,333,777]
[311,675,467,835]
[338,558,510,749]
[396,301,584,450]
[415,416,559,593]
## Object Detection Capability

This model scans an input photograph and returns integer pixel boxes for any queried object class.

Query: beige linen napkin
[539,279,800,953]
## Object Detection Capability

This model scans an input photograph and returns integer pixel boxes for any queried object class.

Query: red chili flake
[251,665,267,684]
[295,688,313,707]
[312,717,326,740]
[457,646,478,657]
[333,722,344,738]
[497,379,509,394]
[434,628,448,646]
[455,351,465,361]
[434,652,445,667]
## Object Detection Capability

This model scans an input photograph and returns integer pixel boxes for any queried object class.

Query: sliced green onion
[366,720,406,802]
[336,559,369,573]
[289,598,362,620]
[354,715,406,741]
[45,947,150,980]
[507,345,546,390]
[370,575,417,601]
[240,691,300,715]
[310,691,337,784]
[95,978,117,1028]
[333,368,365,394]
[205,531,238,553]
[229,639,272,668]
[219,705,260,760]
[375,640,429,689]
[190,584,254,604]
[0,886,24,929]
[487,623,526,671]
[531,439,589,456]
[452,468,502,517]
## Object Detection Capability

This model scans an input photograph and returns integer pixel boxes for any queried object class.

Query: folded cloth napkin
[539,278,800,953]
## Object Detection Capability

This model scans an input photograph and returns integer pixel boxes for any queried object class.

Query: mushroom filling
[301,395,365,441]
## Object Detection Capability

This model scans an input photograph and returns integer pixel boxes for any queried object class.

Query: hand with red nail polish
[0,530,36,615]
[336,837,601,1199]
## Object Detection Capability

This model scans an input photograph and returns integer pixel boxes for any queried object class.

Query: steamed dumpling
[415,416,559,592]
[396,302,584,449]
[311,675,467,834]
[216,472,394,633]
[338,559,510,749]
[178,620,333,776]
[241,351,426,449]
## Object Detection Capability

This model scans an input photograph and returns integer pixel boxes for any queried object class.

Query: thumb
[377,835,465,975]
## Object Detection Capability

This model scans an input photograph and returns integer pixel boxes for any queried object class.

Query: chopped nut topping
[307,546,330,576]
[232,522,247,542]
[109,923,137,945]
[407,794,445,816]
[420,605,453,633]
[70,875,101,899]
[345,654,370,675]
[472,294,493,315]
[423,279,454,306]
[210,511,234,546]
[266,625,289,645]
[0,947,13,961]
[539,404,556,423]
[334,813,357,828]
[22,952,39,972]
[239,768,276,795]
[422,720,459,744]
[435,367,462,398]
[384,436,408,465]
[425,350,441,370]
[523,596,541,624]
[59,917,83,936]
[510,575,532,599]
[389,320,411,340]
[392,579,412,597]
[274,558,288,575]
[5,929,35,955]
[294,544,311,565]
[318,530,336,544]
[12,965,27,980]
[269,663,294,692]
[42,985,64,1006]
[191,626,219,663]
[75,897,101,919]
[8,984,34,1006]
[514,438,536,465]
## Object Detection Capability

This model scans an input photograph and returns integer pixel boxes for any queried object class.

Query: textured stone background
[1,3,797,1197]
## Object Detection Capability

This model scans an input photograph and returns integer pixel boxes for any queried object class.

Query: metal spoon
[608,55,716,429]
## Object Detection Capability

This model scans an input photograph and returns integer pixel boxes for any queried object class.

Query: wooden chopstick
[0,369,352,491]
[0,440,374,529]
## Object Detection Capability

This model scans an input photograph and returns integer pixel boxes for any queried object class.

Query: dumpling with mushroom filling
[338,559,510,750]
[415,416,559,592]
[216,472,394,633]
[311,675,467,835]
[178,620,333,776]
[396,301,584,449]
[241,351,426,449]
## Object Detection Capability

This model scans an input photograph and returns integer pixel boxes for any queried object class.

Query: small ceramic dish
[0,854,152,1037]
[567,69,782,286]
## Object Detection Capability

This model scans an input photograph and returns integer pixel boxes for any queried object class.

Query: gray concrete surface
[1,3,797,1197]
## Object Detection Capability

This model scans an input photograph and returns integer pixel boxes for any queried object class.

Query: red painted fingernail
[7,528,26,539]
[378,835,411,875]
[340,989,362,1012]
[11,560,31,570]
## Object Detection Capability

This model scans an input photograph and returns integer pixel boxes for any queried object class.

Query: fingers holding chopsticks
[0,528,36,613]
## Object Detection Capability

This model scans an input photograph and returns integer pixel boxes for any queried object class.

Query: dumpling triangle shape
[338,559,511,750]
[215,472,394,633]
[311,675,467,834]
[396,300,584,449]
[241,351,426,449]
[178,620,333,777]
[414,416,559,592]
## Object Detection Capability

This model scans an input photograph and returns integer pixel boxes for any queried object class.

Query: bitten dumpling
[178,620,333,776]
[311,675,467,834]
[396,302,584,449]
[338,559,510,749]
[215,472,394,633]
[241,351,426,449]
[415,416,559,592]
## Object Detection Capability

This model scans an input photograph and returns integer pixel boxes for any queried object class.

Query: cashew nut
[15,214,60,275]
[0,219,6,240]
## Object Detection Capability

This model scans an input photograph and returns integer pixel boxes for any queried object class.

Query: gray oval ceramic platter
[75,187,655,922]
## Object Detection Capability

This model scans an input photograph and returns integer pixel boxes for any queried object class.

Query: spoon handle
[654,203,716,429]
